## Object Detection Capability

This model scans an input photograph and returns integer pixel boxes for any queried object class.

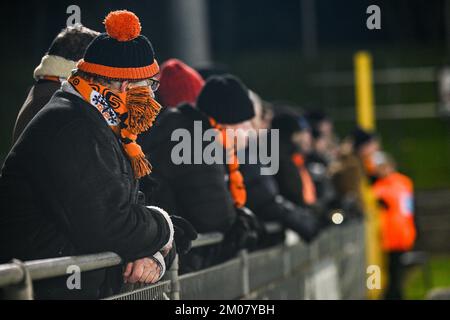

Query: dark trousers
[385,251,405,300]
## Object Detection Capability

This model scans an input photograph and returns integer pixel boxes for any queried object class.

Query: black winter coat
[138,104,236,234]
[240,143,319,244]
[275,139,307,207]
[138,104,245,273]
[13,80,61,144]
[0,90,172,299]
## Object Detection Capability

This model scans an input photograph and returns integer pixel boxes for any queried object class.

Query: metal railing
[0,221,366,300]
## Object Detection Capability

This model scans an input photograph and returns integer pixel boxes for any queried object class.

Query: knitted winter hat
[271,112,310,139]
[77,10,159,80]
[157,59,205,108]
[352,127,376,151]
[197,74,254,124]
[34,24,99,80]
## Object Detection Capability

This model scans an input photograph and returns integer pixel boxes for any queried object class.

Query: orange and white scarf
[68,75,161,179]
[209,118,247,208]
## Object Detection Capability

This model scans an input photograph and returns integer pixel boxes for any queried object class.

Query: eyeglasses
[127,78,160,92]
[146,78,160,92]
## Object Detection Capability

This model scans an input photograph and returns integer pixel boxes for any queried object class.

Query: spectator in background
[138,58,205,205]
[0,10,181,299]
[306,127,338,222]
[13,24,99,143]
[271,110,317,209]
[139,75,262,273]
[352,127,381,182]
[240,92,319,245]
[305,110,339,162]
[156,58,205,109]
[372,151,416,300]
[330,136,365,220]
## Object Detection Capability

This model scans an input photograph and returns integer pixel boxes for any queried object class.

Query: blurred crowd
[0,11,416,300]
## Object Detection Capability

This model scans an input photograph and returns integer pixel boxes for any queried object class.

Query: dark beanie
[271,112,304,138]
[352,127,376,151]
[197,74,255,124]
[77,10,159,80]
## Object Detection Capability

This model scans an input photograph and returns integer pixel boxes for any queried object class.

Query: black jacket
[0,90,171,298]
[240,142,319,244]
[139,104,261,273]
[275,139,307,207]
[13,80,61,144]
[138,104,236,234]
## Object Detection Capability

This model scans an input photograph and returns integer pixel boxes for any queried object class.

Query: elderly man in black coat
[0,10,197,299]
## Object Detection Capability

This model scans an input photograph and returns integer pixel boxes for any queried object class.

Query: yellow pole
[353,51,385,300]
[354,51,376,130]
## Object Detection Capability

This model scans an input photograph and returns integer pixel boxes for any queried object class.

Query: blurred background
[0,0,449,299]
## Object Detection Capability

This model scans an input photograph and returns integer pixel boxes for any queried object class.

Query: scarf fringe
[126,86,161,135]
[68,75,160,179]
[128,153,152,179]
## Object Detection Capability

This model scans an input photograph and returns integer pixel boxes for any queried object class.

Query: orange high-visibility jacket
[372,172,416,251]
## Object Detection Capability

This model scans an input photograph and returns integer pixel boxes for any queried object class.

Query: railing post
[282,245,291,278]
[239,249,250,298]
[2,259,33,300]
[168,254,180,300]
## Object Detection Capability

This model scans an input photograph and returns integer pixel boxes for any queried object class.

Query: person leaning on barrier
[138,74,263,273]
[0,10,198,299]
[239,92,320,245]
[271,111,321,210]
[156,58,205,109]
[12,24,99,143]
[303,113,342,225]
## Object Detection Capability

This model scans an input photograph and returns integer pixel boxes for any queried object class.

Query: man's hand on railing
[123,256,162,284]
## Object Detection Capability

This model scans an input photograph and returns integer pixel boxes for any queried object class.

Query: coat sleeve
[43,119,171,262]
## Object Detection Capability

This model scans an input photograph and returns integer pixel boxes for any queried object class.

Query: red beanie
[157,59,205,108]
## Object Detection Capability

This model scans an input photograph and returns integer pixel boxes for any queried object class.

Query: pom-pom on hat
[77,10,159,81]
[157,59,205,108]
[197,74,255,124]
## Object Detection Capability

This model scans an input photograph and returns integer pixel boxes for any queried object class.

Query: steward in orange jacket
[373,165,416,251]
[372,151,416,299]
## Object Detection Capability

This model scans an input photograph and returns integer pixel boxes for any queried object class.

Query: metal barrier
[0,221,366,300]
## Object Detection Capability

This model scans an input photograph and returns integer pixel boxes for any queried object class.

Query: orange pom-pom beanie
[77,10,159,80]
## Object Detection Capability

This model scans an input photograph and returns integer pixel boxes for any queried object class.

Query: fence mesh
[179,257,244,300]
[104,222,366,300]
[105,280,171,300]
